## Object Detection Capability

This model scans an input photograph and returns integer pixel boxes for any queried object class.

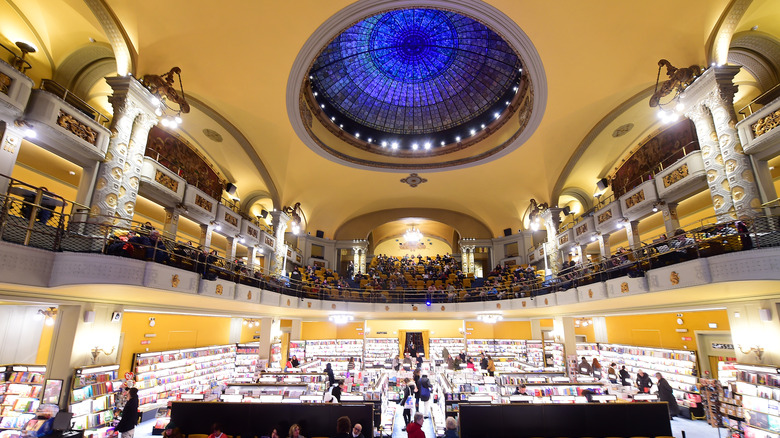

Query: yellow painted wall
[574,323,595,342]
[605,309,730,350]
[300,321,363,340]
[240,322,263,343]
[464,321,494,338]
[540,319,554,327]
[119,312,232,375]
[493,321,532,339]
[338,322,364,339]
[35,323,54,365]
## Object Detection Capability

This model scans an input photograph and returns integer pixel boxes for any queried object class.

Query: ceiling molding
[705,0,753,65]
[83,0,136,75]
[184,95,280,209]
[334,208,493,241]
[550,85,655,202]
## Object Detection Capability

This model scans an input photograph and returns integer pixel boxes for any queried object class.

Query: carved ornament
[625,190,645,209]
[598,209,613,224]
[57,110,98,145]
[559,234,569,245]
[224,212,238,227]
[663,164,689,188]
[576,223,588,235]
[670,271,680,285]
[155,170,179,192]
[620,282,629,293]
[171,274,179,288]
[751,109,780,138]
[194,194,213,212]
[215,284,223,295]
[0,72,11,95]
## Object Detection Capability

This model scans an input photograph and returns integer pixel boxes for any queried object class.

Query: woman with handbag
[398,378,416,430]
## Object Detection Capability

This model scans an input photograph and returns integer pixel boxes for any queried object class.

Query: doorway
[404,332,424,357]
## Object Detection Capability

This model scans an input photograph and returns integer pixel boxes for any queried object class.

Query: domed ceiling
[294,6,539,170]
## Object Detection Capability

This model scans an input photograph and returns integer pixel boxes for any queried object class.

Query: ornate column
[199,223,214,251]
[681,66,761,220]
[553,316,577,361]
[225,236,236,261]
[704,68,761,218]
[625,220,641,250]
[162,207,180,239]
[660,202,681,235]
[270,210,290,276]
[460,243,475,274]
[353,247,362,274]
[598,233,611,260]
[360,248,367,275]
[0,122,25,193]
[247,246,259,270]
[541,208,563,274]
[89,77,158,226]
[576,244,588,264]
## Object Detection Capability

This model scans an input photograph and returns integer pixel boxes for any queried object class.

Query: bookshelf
[526,340,544,368]
[598,344,699,395]
[544,342,565,370]
[429,338,465,361]
[288,340,306,362]
[364,339,398,368]
[304,340,364,374]
[270,342,282,369]
[466,339,496,356]
[235,343,259,382]
[0,365,45,431]
[69,364,123,437]
[733,364,780,436]
[132,345,236,413]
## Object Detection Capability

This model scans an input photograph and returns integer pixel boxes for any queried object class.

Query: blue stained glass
[310,8,521,138]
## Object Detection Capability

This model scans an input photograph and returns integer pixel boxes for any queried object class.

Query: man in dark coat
[636,369,653,393]
[116,387,139,438]
[655,372,680,419]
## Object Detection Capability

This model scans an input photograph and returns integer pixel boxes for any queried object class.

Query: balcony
[619,179,659,221]
[0,58,34,118]
[182,185,218,224]
[737,94,780,160]
[139,157,186,207]
[654,150,707,203]
[594,200,622,234]
[23,85,110,166]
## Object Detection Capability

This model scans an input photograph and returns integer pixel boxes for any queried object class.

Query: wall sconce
[141,67,190,128]
[737,344,764,361]
[652,201,666,213]
[574,318,592,327]
[476,313,503,324]
[243,318,260,327]
[91,346,116,364]
[328,313,354,325]
[36,307,58,326]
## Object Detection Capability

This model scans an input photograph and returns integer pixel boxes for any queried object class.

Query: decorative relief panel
[154,170,179,192]
[576,223,588,235]
[57,110,98,145]
[624,189,645,209]
[195,194,212,211]
[662,164,689,188]
[606,276,648,298]
[0,72,11,95]
[751,109,780,138]
[598,209,613,224]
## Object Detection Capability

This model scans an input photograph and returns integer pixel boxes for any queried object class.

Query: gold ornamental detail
[663,164,689,188]
[215,284,223,295]
[194,194,213,211]
[0,72,11,95]
[624,190,645,209]
[247,291,252,300]
[598,209,613,224]
[670,271,680,285]
[620,282,629,293]
[171,274,180,288]
[155,170,179,192]
[224,212,238,227]
[576,223,588,235]
[57,110,98,145]
[752,109,780,138]
[588,289,593,298]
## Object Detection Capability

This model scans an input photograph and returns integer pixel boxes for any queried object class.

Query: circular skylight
[308,8,522,149]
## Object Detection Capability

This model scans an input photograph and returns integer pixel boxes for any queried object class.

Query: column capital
[105,75,162,118]
[679,65,741,113]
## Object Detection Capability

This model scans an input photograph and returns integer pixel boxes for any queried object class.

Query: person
[579,357,592,375]
[486,354,496,377]
[162,422,182,438]
[347,357,356,378]
[285,357,293,371]
[324,379,342,403]
[418,373,433,418]
[291,355,299,368]
[619,365,631,386]
[208,423,224,438]
[480,352,488,370]
[288,424,305,438]
[332,416,351,438]
[392,355,399,371]
[513,384,527,395]
[402,353,412,370]
[466,358,476,371]
[607,363,618,384]
[636,369,653,393]
[350,423,364,438]
[415,352,423,369]
[444,417,458,438]
[592,358,602,379]
[655,372,680,419]
[116,387,139,438]
[406,412,425,438]
[325,362,335,386]
[398,378,415,429]
[270,429,280,438]
[413,368,421,410]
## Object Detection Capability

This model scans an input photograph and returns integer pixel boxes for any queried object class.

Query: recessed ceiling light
[331,117,336,121]
[313,92,318,96]
[455,136,461,142]
[470,129,476,135]
[440,141,446,146]
[494,112,500,119]
[391,142,399,150]
[320,104,325,108]
[412,143,418,150]
[367,138,372,143]
[381,141,387,147]
[424,142,431,150]
[68,171,76,176]
[481,124,485,129]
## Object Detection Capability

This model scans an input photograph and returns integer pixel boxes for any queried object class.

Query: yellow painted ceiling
[5,0,779,244]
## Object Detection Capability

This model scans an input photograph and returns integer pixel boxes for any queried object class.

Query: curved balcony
[1,176,779,317]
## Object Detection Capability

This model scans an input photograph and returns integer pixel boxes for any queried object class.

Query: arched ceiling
[7,0,780,239]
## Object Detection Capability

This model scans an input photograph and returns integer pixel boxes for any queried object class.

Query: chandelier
[477,313,503,324]
[36,307,58,326]
[141,67,190,129]
[574,318,592,327]
[242,318,261,327]
[328,313,354,325]
[404,227,423,243]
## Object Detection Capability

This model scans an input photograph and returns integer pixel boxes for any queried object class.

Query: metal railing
[39,79,110,126]
[1,176,779,305]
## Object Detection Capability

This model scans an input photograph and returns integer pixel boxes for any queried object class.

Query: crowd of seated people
[96,217,761,302]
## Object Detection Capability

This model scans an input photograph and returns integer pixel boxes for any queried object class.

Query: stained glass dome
[308,8,522,150]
